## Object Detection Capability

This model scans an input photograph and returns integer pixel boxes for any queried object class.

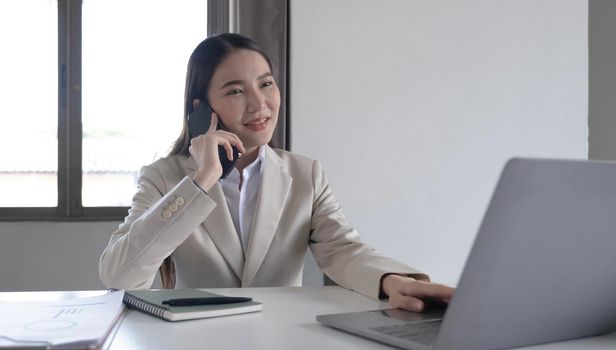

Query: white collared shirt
[219,146,266,253]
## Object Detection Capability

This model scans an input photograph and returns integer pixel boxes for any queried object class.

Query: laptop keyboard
[370,320,442,347]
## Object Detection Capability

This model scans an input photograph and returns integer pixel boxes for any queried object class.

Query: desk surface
[2,287,615,349]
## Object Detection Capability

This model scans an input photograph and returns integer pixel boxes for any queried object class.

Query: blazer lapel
[242,147,293,286]
[180,156,245,280]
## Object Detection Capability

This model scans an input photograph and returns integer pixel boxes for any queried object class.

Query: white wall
[290,0,588,285]
[0,222,120,291]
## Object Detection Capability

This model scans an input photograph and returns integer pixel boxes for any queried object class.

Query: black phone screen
[187,101,240,179]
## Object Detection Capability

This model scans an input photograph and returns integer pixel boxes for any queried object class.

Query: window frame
[0,0,289,222]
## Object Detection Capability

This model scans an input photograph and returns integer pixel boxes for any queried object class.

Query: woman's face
[206,49,280,152]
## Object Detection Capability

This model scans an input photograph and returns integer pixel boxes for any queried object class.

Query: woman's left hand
[381,274,455,312]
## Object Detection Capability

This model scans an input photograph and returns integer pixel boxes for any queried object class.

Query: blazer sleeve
[308,160,429,300]
[99,164,217,289]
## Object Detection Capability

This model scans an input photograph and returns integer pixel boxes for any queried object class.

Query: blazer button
[175,197,185,206]
[162,210,172,219]
[169,203,178,212]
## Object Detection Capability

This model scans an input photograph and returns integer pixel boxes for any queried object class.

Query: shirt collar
[221,145,266,183]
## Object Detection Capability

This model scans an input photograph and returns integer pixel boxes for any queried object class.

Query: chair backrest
[302,249,336,286]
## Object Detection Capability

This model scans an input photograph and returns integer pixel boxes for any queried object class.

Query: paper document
[0,290,125,349]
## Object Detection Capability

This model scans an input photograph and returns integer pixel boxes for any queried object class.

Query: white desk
[2,287,616,349]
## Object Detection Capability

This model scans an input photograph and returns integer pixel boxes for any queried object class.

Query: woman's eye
[261,81,273,88]
[226,89,242,96]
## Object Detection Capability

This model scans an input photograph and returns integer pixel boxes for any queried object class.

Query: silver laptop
[317,158,616,350]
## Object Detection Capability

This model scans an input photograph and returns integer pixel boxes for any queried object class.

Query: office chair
[302,249,336,286]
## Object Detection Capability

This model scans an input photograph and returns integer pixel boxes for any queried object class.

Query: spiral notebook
[123,289,262,322]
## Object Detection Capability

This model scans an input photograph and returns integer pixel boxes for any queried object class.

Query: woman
[99,33,453,312]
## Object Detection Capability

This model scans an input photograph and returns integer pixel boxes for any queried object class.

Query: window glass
[0,0,58,207]
[82,0,207,206]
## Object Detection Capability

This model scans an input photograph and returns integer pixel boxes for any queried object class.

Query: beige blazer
[99,146,427,299]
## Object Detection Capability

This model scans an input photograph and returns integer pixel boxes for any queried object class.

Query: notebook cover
[123,289,262,322]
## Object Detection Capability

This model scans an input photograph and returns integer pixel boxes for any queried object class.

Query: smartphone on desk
[187,101,240,179]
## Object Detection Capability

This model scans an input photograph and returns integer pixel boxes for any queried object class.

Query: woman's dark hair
[168,33,273,156]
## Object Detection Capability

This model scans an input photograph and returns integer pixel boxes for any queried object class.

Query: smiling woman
[207,50,280,150]
[99,33,454,313]
[188,48,281,190]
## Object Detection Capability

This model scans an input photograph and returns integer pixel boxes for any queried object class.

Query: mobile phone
[187,101,240,179]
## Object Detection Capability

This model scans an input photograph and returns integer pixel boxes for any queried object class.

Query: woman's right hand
[189,112,245,192]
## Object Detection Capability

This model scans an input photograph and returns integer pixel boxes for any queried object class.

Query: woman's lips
[244,118,270,131]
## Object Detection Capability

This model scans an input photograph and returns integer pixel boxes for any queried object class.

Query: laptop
[317,158,616,350]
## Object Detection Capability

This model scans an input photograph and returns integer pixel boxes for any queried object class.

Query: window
[0,0,208,220]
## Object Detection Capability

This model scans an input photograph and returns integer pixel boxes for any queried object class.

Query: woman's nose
[246,90,267,113]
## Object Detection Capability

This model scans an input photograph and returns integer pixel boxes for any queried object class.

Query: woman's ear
[192,99,201,110]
